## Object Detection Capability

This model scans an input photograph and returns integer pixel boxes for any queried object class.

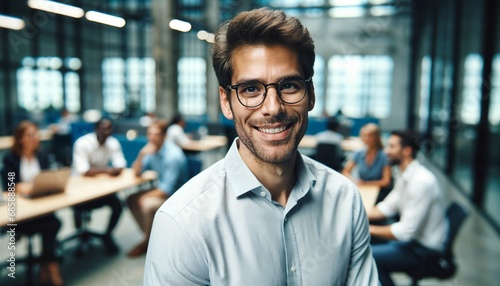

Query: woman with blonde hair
[1,120,64,285]
[342,123,391,190]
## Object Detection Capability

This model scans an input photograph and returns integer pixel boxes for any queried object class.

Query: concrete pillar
[205,0,220,122]
[151,0,178,120]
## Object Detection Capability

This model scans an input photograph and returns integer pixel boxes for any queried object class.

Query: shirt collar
[400,160,420,181]
[224,138,316,200]
[224,139,263,198]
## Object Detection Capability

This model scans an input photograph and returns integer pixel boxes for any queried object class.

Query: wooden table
[358,185,380,211]
[0,129,54,150]
[0,169,156,226]
[299,135,364,152]
[181,135,228,152]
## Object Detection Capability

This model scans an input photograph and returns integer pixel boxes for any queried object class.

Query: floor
[1,158,500,286]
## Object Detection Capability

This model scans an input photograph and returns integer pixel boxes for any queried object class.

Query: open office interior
[1,0,500,285]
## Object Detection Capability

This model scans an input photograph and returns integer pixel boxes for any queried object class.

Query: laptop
[20,168,72,199]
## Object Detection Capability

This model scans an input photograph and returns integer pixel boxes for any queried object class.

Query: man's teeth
[259,126,286,134]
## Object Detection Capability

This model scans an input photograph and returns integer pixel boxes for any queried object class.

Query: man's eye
[240,84,262,94]
[280,80,301,92]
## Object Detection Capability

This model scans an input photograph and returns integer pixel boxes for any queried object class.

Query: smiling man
[144,8,378,285]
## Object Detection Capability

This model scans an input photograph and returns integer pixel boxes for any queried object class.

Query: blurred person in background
[1,120,64,286]
[367,130,448,286]
[315,116,344,145]
[166,114,191,147]
[342,123,392,201]
[71,117,126,254]
[127,119,189,257]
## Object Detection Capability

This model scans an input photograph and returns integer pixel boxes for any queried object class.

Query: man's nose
[260,86,284,115]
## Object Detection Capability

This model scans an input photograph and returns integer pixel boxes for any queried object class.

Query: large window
[310,55,325,117]
[418,56,432,132]
[485,54,500,225]
[102,57,155,115]
[17,57,81,113]
[178,57,207,116]
[326,55,393,118]
[461,54,482,125]
[489,55,500,125]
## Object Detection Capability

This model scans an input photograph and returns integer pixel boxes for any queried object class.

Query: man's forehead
[98,120,113,129]
[231,45,300,80]
[388,135,400,145]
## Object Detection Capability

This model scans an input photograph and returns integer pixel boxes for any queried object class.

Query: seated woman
[1,120,64,286]
[342,123,392,201]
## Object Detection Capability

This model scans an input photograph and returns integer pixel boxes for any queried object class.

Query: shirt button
[290,266,296,272]
[284,217,288,222]
[260,191,266,197]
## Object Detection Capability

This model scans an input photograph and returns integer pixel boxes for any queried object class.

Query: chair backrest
[315,143,343,171]
[444,202,468,254]
[406,202,468,281]
[187,157,202,179]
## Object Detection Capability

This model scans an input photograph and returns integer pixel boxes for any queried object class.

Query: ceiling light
[169,19,191,32]
[85,11,126,28]
[28,0,84,18]
[0,15,25,30]
[197,30,208,40]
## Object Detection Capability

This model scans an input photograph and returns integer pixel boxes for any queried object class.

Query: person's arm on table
[358,165,392,188]
[342,160,359,184]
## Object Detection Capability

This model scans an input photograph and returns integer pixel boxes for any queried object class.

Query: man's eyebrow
[234,74,303,84]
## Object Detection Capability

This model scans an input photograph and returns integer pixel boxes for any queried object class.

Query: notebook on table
[20,168,72,199]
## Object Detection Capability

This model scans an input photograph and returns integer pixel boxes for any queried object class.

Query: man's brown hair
[211,8,315,90]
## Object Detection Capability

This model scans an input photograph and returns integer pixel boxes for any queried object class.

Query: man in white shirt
[166,114,191,147]
[71,118,127,254]
[315,116,344,145]
[367,130,448,286]
[144,8,378,285]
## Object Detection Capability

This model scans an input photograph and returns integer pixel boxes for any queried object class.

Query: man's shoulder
[163,141,185,156]
[74,133,94,148]
[302,155,358,193]
[74,132,91,141]
[106,136,121,146]
[158,160,226,220]
[411,161,437,181]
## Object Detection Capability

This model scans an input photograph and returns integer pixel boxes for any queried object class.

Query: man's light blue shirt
[145,139,378,285]
[142,140,189,196]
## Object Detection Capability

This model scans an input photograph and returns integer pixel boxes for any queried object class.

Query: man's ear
[402,146,413,158]
[220,86,234,120]
[308,85,316,111]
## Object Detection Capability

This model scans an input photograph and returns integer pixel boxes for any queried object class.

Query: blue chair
[406,202,468,285]
[187,157,202,179]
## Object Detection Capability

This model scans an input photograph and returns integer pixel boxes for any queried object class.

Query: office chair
[406,202,468,286]
[187,157,203,179]
[0,229,37,284]
[1,226,63,285]
[61,210,105,257]
[51,133,73,167]
[314,143,344,172]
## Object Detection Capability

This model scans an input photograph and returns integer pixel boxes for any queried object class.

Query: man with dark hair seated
[367,130,448,286]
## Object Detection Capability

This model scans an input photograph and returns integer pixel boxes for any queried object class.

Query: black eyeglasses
[227,77,312,108]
